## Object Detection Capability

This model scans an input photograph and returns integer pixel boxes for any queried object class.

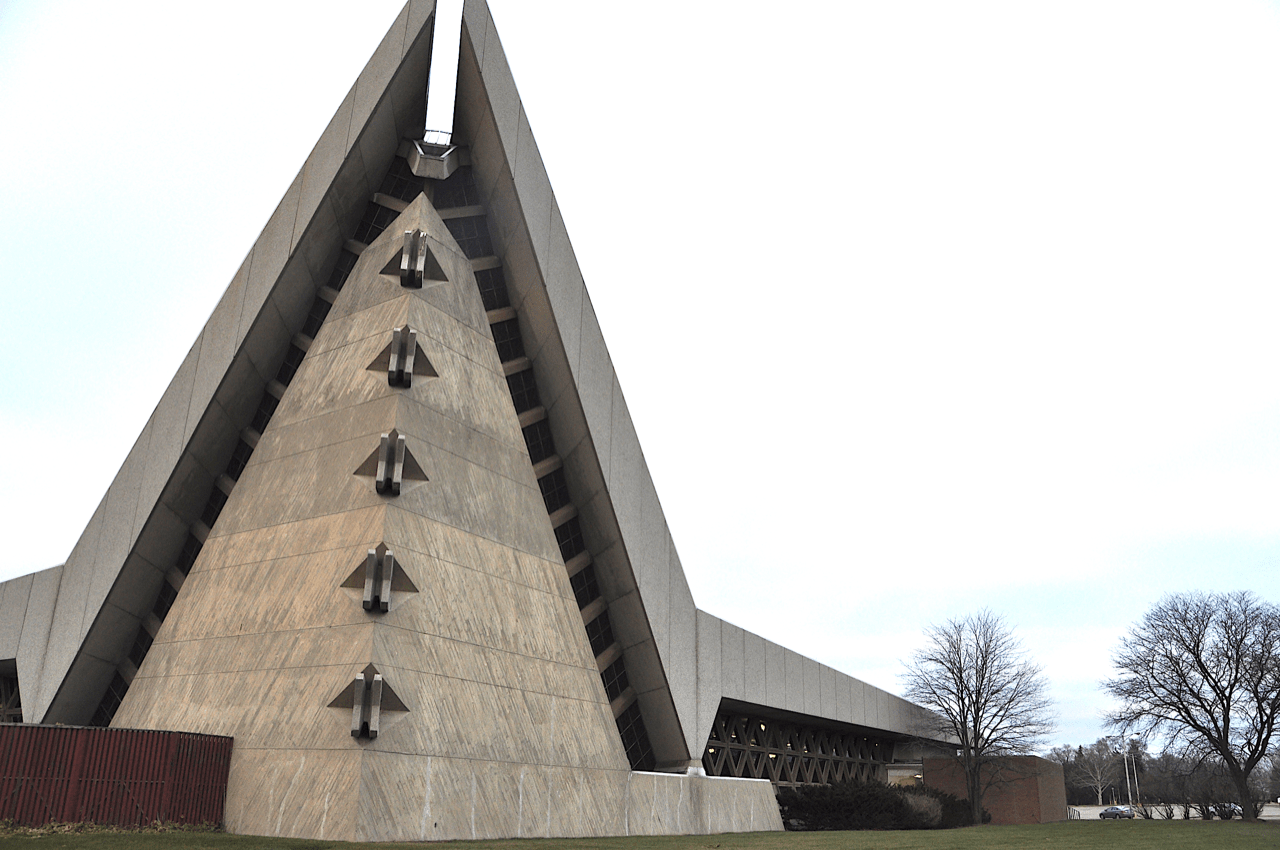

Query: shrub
[900,791,942,827]
[775,781,981,831]
[907,783,982,828]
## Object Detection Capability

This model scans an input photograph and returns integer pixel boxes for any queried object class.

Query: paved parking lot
[1073,803,1280,820]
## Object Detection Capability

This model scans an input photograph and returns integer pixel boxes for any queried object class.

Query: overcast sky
[3,0,1280,751]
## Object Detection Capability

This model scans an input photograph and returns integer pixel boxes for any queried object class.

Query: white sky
[2,0,1280,751]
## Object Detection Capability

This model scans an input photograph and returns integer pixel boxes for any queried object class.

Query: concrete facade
[0,1,942,840]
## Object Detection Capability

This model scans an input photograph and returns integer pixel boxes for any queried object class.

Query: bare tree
[1073,740,1119,805]
[1105,591,1280,822]
[903,610,1055,824]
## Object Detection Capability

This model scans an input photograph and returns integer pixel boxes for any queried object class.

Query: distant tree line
[1046,737,1276,818]
[898,592,1279,823]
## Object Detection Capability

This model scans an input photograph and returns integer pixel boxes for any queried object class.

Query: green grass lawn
[1,820,1276,850]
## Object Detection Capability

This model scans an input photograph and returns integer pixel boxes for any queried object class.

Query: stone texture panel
[224,748,361,840]
[0,573,35,660]
[20,567,64,716]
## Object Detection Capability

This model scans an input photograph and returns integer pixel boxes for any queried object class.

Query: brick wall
[923,755,1067,824]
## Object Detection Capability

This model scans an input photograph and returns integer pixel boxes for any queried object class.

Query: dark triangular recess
[379,239,447,284]
[340,542,421,594]
[351,429,429,482]
[366,340,438,378]
[326,663,409,712]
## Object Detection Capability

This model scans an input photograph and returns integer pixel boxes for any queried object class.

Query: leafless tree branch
[1104,591,1280,821]
[903,610,1055,823]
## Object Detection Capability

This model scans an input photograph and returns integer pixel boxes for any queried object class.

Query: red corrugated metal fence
[0,725,232,827]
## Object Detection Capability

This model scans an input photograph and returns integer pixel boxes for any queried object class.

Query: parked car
[1213,803,1243,819]
[1100,806,1135,819]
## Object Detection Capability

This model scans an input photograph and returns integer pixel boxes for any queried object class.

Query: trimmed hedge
[776,781,982,831]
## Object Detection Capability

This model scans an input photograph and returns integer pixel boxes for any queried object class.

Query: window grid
[489,318,525,363]
[554,517,586,563]
[506,369,541,414]
[601,657,630,702]
[474,267,511,311]
[444,216,493,259]
[616,701,656,772]
[522,419,556,465]
[432,165,482,209]
[569,563,601,610]
[353,202,399,244]
[539,467,571,515]
[585,610,615,657]
[379,157,422,202]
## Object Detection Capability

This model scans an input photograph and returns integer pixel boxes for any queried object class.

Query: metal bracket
[388,326,418,388]
[375,433,407,495]
[400,229,427,289]
[350,673,385,739]
[362,548,397,612]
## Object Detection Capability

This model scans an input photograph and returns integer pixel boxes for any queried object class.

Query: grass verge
[0,819,1275,850]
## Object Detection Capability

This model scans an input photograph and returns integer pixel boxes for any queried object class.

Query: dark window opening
[585,610,615,657]
[601,657,630,702]
[328,250,359,291]
[506,369,541,414]
[152,581,178,622]
[554,517,586,563]
[201,487,228,529]
[175,533,203,576]
[474,267,511,311]
[522,419,556,465]
[353,202,399,244]
[569,563,600,610]
[432,165,482,209]
[538,467,571,515]
[226,439,254,482]
[277,344,306,385]
[250,391,280,435]
[490,318,525,363]
[301,296,333,340]
[444,215,493,259]
[90,672,129,728]
[379,157,423,202]
[616,701,656,772]
[0,675,20,724]
[128,627,153,670]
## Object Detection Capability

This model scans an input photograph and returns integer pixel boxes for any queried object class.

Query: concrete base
[222,755,780,841]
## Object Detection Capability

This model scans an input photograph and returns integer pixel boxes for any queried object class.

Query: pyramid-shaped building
[0,1,944,840]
